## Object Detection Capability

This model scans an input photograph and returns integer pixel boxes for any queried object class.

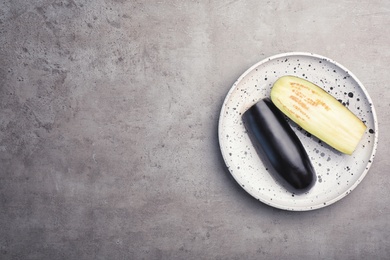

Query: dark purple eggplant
[242,98,316,192]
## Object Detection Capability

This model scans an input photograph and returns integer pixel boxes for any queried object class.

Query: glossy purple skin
[242,98,316,192]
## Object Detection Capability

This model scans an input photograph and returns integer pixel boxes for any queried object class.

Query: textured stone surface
[1,0,390,259]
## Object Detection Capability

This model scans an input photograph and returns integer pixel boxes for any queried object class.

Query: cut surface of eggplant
[242,98,316,192]
[271,75,367,155]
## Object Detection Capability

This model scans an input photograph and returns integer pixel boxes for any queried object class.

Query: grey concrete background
[1,0,390,259]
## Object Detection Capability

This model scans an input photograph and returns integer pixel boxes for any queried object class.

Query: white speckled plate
[218,52,378,211]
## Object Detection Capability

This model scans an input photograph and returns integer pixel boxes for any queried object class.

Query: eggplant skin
[242,98,316,191]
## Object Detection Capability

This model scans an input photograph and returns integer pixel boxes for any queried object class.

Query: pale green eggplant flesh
[270,76,367,155]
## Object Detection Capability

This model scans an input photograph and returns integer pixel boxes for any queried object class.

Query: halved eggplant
[242,98,316,192]
[271,76,367,155]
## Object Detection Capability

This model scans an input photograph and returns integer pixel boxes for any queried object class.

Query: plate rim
[218,51,379,211]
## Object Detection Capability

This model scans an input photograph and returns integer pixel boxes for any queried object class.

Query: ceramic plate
[218,52,378,211]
